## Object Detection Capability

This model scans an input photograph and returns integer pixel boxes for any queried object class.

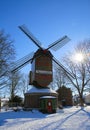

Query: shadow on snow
[0,110,48,126]
[40,107,90,130]
[0,107,90,129]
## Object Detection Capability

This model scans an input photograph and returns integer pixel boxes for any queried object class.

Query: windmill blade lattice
[53,57,74,78]
[11,52,34,72]
[47,35,70,51]
[19,25,42,49]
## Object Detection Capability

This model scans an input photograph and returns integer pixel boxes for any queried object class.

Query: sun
[72,52,84,63]
[74,53,84,62]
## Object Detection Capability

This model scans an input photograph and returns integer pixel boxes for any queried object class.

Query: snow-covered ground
[0,106,90,130]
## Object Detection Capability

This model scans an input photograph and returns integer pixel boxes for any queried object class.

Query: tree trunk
[79,95,84,107]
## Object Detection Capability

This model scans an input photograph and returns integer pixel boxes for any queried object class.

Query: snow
[26,86,57,94]
[0,106,90,130]
[1,98,9,101]
[40,96,56,99]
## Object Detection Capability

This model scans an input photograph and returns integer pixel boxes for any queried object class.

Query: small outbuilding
[40,96,57,113]
[0,98,9,107]
[84,94,90,105]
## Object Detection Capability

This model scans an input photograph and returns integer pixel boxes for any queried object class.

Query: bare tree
[7,71,22,101]
[20,74,29,97]
[0,30,15,89]
[62,39,90,106]
[53,65,67,89]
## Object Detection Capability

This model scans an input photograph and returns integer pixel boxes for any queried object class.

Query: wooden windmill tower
[11,25,73,113]
[29,49,53,87]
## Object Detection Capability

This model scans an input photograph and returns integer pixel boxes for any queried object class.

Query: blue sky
[0,0,90,73]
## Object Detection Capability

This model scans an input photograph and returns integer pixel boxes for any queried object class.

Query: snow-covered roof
[26,85,57,94]
[40,96,56,99]
[1,98,9,102]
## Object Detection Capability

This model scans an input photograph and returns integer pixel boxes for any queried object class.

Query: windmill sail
[47,35,70,51]
[18,24,72,78]
[11,52,34,72]
[53,57,75,78]
[19,25,42,49]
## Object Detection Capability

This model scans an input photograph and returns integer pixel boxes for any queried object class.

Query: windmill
[11,25,73,113]
[12,25,73,84]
